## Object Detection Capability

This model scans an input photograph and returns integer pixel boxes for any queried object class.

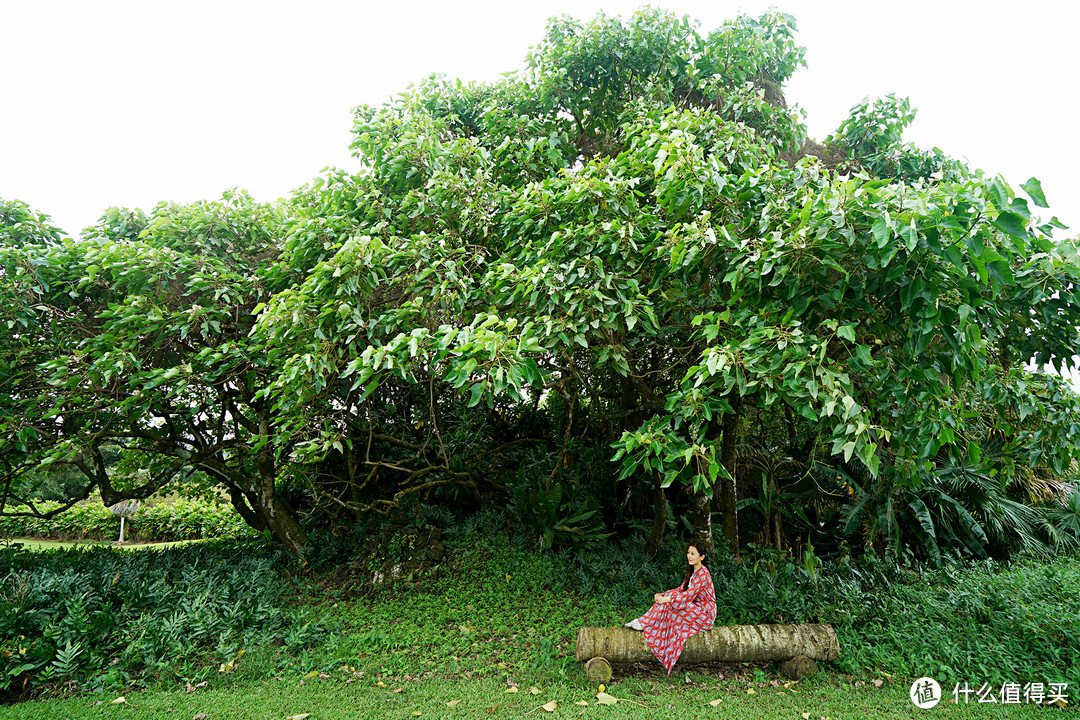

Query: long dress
[640,565,717,674]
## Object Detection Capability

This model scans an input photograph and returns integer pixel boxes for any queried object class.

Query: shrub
[0,500,255,542]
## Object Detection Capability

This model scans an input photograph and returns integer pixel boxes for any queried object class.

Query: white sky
[3,0,1079,383]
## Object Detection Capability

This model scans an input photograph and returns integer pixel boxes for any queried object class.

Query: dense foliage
[2,8,1080,565]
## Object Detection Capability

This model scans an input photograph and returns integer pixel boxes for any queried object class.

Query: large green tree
[0,193,310,556]
[3,9,1079,560]
[252,9,1080,555]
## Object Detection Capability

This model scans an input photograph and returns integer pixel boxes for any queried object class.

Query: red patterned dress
[641,565,717,674]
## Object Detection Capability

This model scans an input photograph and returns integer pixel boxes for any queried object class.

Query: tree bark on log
[576,624,839,665]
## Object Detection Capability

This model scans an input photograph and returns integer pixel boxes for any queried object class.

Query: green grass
[0,671,1058,719]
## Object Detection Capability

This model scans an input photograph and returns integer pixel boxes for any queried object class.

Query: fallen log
[576,623,839,668]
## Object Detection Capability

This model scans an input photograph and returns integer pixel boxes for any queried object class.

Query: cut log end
[779,654,818,679]
[584,656,612,683]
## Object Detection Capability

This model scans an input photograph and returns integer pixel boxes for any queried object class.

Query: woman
[625,544,716,674]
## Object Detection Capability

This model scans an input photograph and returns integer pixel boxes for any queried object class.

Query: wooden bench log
[576,623,840,666]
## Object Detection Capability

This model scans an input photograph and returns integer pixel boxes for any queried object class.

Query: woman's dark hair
[679,544,706,591]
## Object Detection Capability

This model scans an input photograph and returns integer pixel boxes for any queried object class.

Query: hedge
[0,499,256,541]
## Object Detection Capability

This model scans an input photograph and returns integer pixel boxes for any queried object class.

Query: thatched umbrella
[108,499,140,543]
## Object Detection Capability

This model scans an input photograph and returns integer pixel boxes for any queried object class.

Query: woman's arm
[666,572,702,611]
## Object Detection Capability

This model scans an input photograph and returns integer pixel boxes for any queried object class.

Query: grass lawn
[0,671,1059,719]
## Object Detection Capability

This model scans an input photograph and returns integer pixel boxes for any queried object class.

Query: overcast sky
[3,0,1078,382]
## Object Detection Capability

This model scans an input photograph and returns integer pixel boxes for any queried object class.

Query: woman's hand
[654,593,672,604]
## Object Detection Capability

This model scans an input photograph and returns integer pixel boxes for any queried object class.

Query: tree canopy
[3,9,1079,560]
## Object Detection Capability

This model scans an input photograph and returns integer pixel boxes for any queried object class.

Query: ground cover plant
[0,540,321,701]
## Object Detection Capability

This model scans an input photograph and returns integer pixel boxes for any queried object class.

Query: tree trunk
[258,491,308,559]
[575,624,839,664]
[254,412,309,558]
[772,510,785,553]
[644,473,667,557]
[717,395,741,556]
[691,485,713,555]
[225,485,267,531]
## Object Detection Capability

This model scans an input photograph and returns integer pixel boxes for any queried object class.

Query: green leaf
[1021,177,1049,208]
[993,211,1027,239]
[967,440,982,466]
[468,382,485,407]
[837,324,856,342]
[872,218,891,248]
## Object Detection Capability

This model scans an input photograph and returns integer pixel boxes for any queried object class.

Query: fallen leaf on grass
[504,687,519,693]
[392,687,404,694]
[871,679,884,688]
[801,713,811,719]
[194,714,208,720]
[446,700,463,707]
[575,701,589,706]
[375,681,387,687]
[708,698,723,707]
[596,691,618,705]
[598,684,605,692]
[110,697,126,705]
[303,670,320,680]
[285,715,311,720]
[528,687,541,695]
[746,688,756,695]
[541,700,558,712]
[412,713,422,717]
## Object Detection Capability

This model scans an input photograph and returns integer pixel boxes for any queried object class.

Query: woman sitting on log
[625,543,716,674]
